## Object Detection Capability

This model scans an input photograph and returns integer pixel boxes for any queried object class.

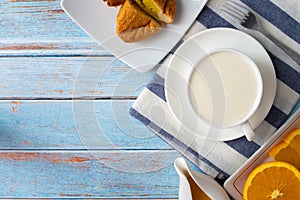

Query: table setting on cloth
[62,0,300,198]
[129,0,300,183]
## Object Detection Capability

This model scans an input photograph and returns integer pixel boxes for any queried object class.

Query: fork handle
[262,31,300,66]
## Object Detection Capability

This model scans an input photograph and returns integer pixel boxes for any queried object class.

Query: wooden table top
[0,0,181,198]
[1,0,299,199]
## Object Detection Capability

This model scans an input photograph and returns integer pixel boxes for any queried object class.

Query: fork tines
[221,0,250,23]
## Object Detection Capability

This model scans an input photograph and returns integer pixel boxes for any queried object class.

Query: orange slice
[269,141,300,170]
[243,161,300,200]
[284,128,300,155]
[269,141,288,157]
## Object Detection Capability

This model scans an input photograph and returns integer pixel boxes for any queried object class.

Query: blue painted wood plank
[0,150,180,198]
[0,0,88,40]
[0,38,110,56]
[0,100,171,149]
[0,57,156,98]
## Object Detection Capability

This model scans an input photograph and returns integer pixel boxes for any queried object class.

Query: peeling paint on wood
[0,152,90,163]
[10,101,22,113]
[1,0,88,40]
[0,57,155,98]
[0,44,56,50]
[0,101,171,149]
[0,151,180,198]
[48,9,64,14]
[0,0,202,199]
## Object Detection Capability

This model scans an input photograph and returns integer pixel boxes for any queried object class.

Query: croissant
[116,0,162,43]
[133,0,176,24]
[104,0,176,42]
[103,0,125,7]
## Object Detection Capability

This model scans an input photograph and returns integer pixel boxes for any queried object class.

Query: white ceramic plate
[165,28,276,141]
[61,0,208,72]
[224,109,300,200]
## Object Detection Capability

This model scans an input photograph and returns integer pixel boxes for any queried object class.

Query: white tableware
[188,48,263,141]
[61,0,208,72]
[165,28,276,141]
[224,109,300,200]
[174,157,230,200]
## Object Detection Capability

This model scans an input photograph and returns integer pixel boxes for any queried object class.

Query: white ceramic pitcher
[174,157,230,200]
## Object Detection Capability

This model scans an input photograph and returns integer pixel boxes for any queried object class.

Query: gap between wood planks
[0,149,175,152]
[0,54,114,57]
[0,97,137,100]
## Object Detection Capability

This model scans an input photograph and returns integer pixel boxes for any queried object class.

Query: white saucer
[165,28,276,141]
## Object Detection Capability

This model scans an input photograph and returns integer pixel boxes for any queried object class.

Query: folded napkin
[130,0,300,183]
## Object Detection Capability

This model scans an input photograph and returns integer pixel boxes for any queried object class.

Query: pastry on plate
[133,0,176,23]
[104,0,176,42]
[103,0,125,7]
[116,0,162,43]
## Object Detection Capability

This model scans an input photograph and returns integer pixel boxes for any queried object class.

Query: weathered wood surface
[0,39,110,56]
[0,57,155,99]
[0,0,87,40]
[0,0,299,198]
[0,151,180,198]
[0,100,170,149]
[0,0,180,198]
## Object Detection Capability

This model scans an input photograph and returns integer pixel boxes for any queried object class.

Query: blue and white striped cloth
[130,0,300,182]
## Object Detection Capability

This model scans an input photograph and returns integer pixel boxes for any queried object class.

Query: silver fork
[222,0,300,66]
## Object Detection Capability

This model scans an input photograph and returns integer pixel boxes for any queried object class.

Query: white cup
[188,48,263,141]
